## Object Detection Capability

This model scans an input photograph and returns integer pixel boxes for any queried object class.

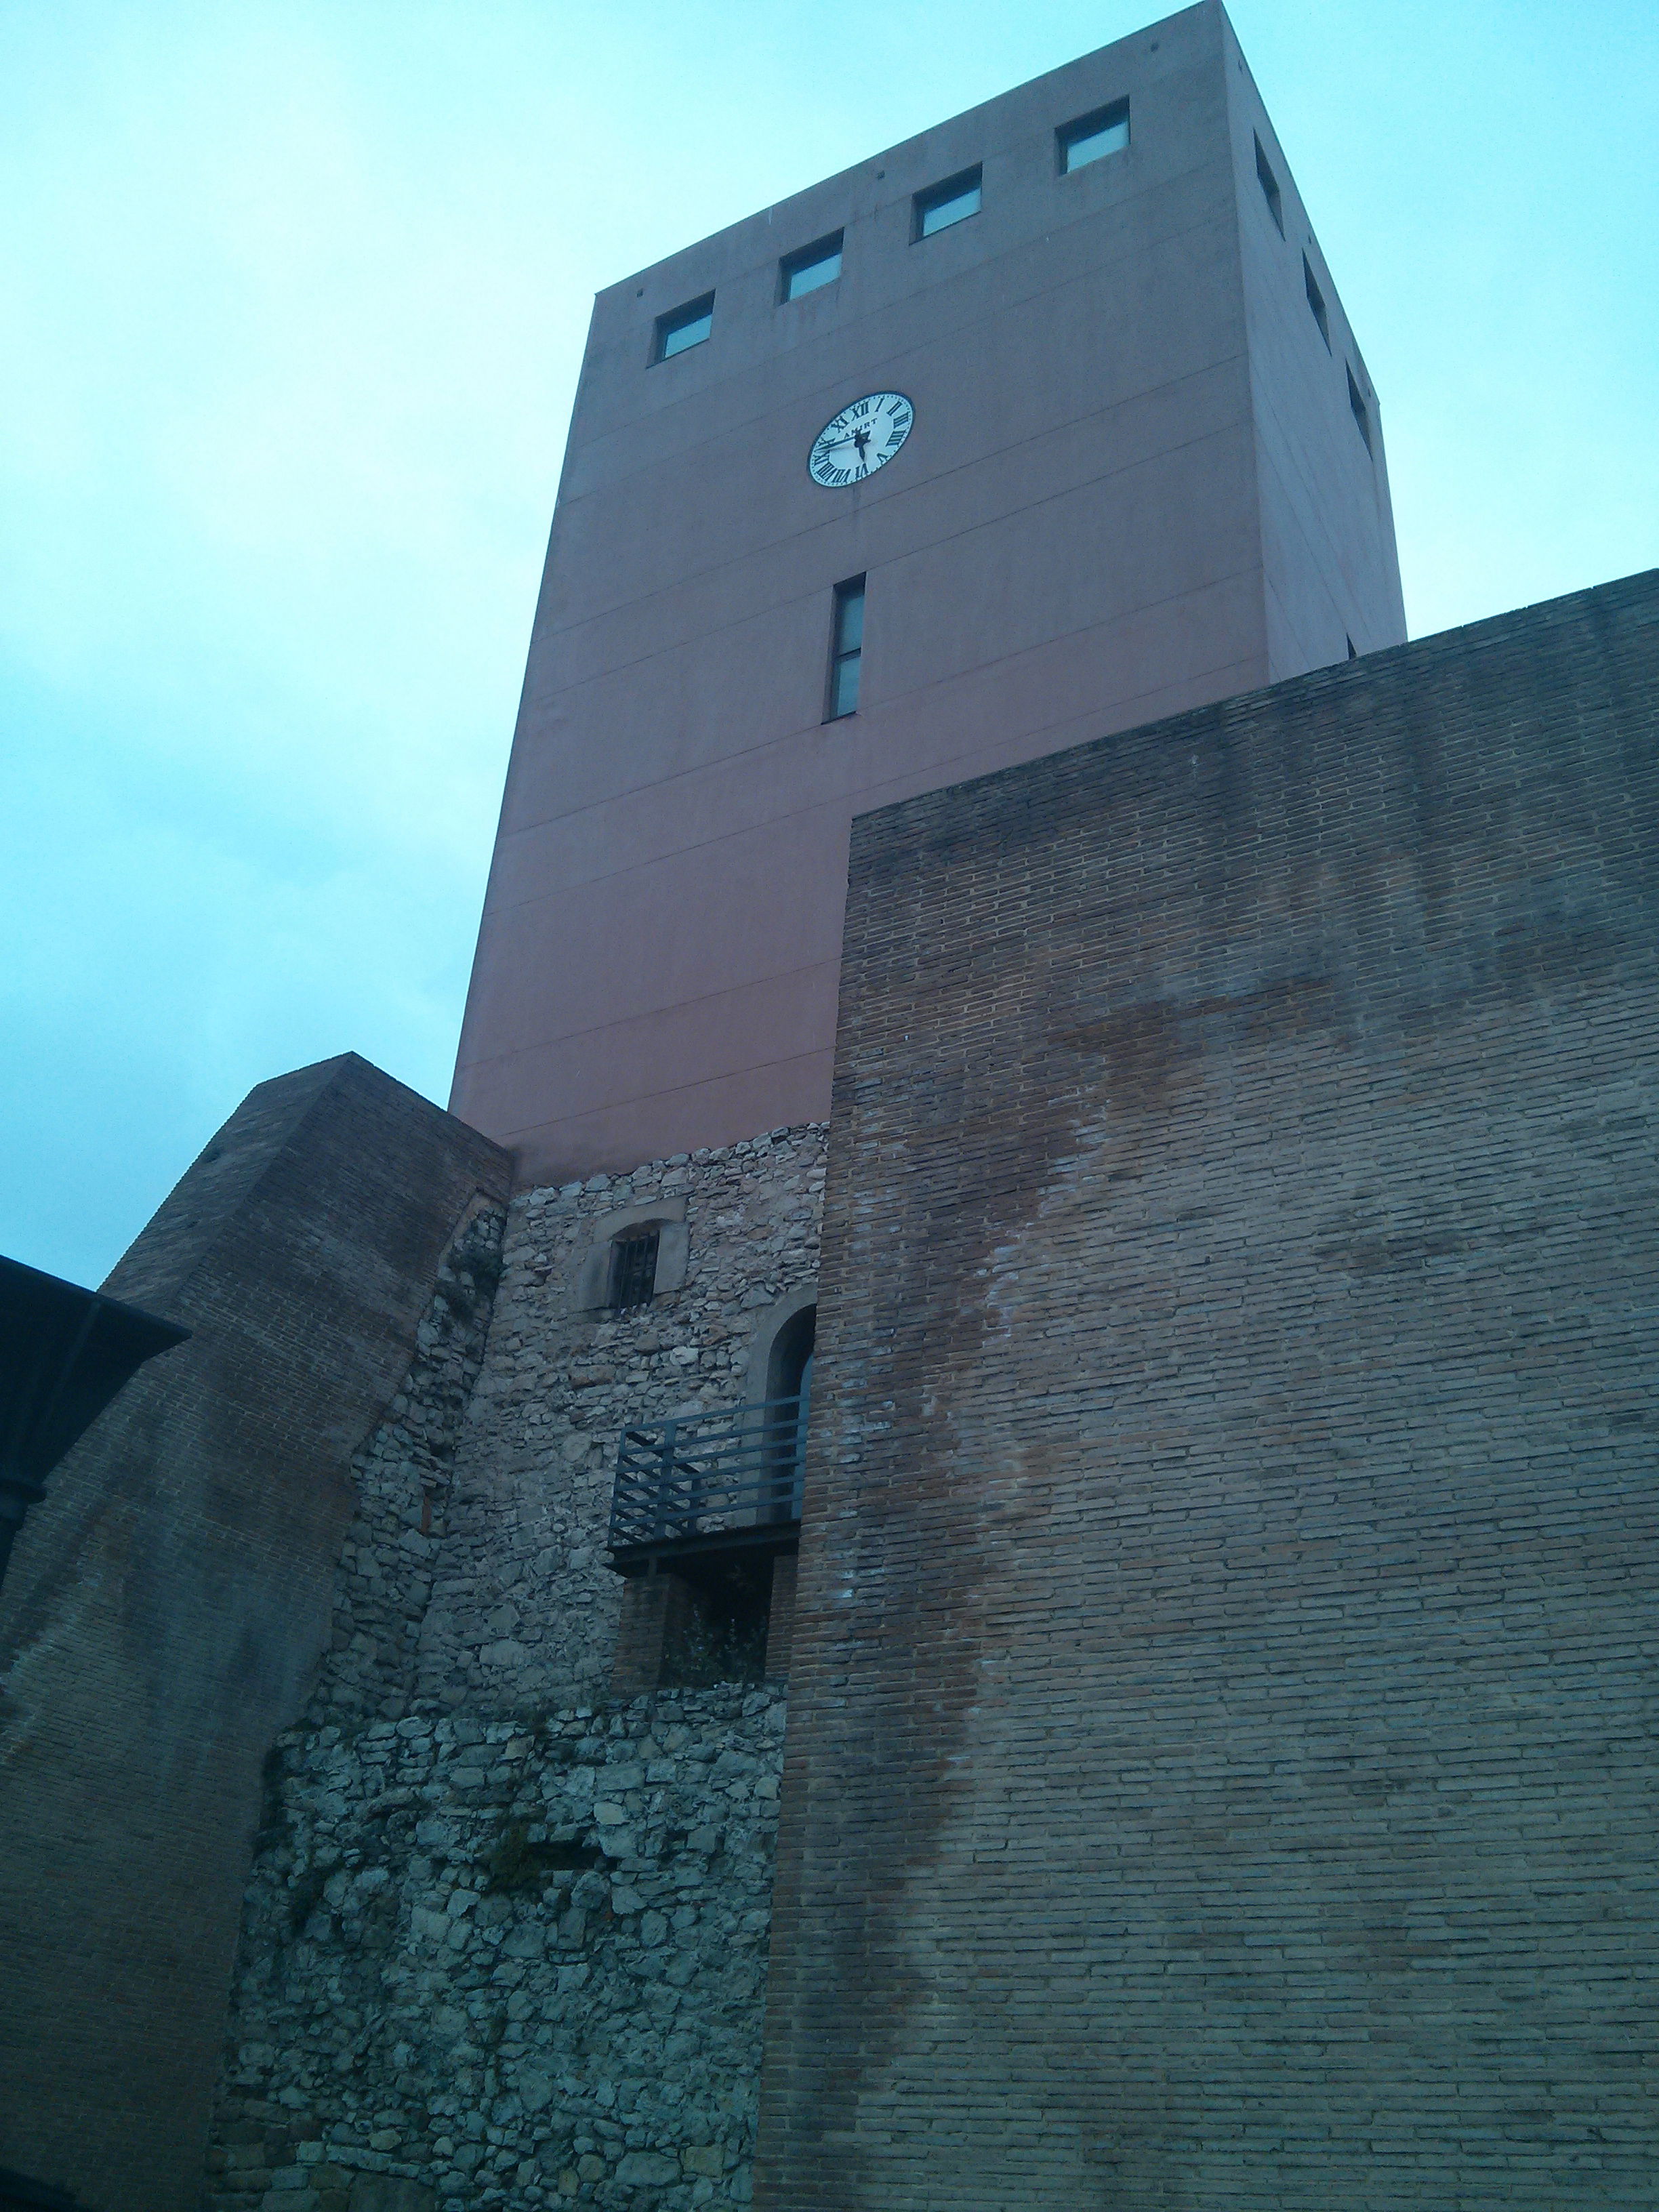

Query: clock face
[808,391,914,487]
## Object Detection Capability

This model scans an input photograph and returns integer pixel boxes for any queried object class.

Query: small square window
[1347,367,1374,455]
[1058,100,1130,173]
[1303,255,1330,348]
[781,231,843,302]
[826,576,865,720]
[914,166,981,240]
[1254,134,1284,234]
[654,292,714,363]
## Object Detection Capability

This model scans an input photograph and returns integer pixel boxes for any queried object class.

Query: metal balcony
[608,1393,804,1572]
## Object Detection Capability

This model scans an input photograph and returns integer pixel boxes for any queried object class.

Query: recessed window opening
[914,165,981,239]
[826,576,865,719]
[781,231,843,301]
[608,1225,660,1309]
[1254,134,1284,234]
[765,1303,816,1523]
[1347,366,1374,454]
[1303,255,1330,347]
[654,292,714,363]
[1058,100,1130,172]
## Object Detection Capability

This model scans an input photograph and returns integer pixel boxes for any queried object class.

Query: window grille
[609,1226,660,1310]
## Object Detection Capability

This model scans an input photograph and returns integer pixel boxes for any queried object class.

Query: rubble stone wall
[413,1126,826,1712]
[206,1689,784,2212]
[207,1126,825,2211]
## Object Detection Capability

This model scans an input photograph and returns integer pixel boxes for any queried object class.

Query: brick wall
[0,1055,509,2212]
[756,572,1659,2209]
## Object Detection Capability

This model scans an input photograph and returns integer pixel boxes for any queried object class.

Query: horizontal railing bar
[608,1390,808,1553]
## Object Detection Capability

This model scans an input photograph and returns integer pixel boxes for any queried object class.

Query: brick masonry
[756,572,1659,2209]
[0,1056,510,2212]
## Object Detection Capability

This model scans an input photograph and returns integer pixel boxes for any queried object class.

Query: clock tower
[452,0,1406,1184]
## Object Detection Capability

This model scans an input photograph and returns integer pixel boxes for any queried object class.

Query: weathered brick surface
[0,1055,509,2212]
[756,573,1659,2208]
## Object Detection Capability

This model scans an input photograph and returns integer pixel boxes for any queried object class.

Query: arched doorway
[764,1302,815,1520]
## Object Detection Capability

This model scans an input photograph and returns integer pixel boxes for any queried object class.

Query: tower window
[826,577,865,720]
[781,232,843,301]
[1347,366,1374,454]
[1058,100,1130,173]
[914,166,981,239]
[654,292,714,363]
[1303,255,1330,347]
[608,1225,661,1309]
[1254,134,1284,234]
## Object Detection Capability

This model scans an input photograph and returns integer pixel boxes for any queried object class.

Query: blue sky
[3,0,1655,1285]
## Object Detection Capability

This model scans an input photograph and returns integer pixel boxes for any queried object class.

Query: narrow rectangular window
[1303,255,1330,347]
[654,292,714,363]
[1347,365,1374,454]
[1058,100,1130,173]
[914,166,981,240]
[826,576,865,719]
[1254,134,1284,234]
[781,231,843,302]
[609,1226,660,1309]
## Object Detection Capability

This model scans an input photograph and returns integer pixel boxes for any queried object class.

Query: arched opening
[764,1303,815,1520]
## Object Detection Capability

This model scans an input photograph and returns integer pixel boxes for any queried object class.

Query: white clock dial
[808,390,914,487]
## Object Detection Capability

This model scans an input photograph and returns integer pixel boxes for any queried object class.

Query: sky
[3,0,1655,1286]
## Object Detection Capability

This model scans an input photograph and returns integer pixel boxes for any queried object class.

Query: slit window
[1347,366,1374,454]
[1303,255,1330,347]
[1058,100,1130,173]
[826,576,865,720]
[781,231,843,302]
[914,166,981,239]
[608,1225,661,1309]
[654,293,714,363]
[1254,134,1284,234]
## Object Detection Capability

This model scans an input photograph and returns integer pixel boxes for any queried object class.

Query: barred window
[609,1226,661,1310]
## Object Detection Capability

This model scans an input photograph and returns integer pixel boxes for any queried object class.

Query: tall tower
[452,0,1404,1183]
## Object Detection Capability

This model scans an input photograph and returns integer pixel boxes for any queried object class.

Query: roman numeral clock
[808,390,914,486]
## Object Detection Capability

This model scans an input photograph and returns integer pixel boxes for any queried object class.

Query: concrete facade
[0,1057,509,2212]
[452,0,1404,1185]
[756,569,1659,2208]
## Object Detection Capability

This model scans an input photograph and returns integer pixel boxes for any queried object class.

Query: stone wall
[206,1126,826,2209]
[207,1691,785,2212]
[413,1127,825,1711]
[758,571,1659,2209]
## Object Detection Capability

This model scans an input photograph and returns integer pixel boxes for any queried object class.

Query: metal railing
[609,1393,805,1556]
